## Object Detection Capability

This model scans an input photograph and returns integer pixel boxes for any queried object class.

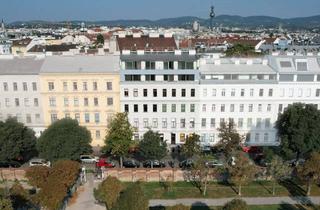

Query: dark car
[0,161,21,168]
[143,160,166,168]
[179,159,194,169]
[123,159,140,168]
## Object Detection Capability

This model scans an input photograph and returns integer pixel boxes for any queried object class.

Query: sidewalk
[149,196,320,207]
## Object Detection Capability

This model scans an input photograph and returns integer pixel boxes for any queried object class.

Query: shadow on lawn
[280,179,306,197]
[278,202,317,210]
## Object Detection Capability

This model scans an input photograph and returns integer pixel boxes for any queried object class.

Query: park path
[149,196,320,207]
[66,173,105,210]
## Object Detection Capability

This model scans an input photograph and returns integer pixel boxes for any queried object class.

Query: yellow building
[11,38,32,56]
[39,55,120,146]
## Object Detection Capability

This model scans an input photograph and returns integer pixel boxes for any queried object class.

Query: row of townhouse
[1,35,320,148]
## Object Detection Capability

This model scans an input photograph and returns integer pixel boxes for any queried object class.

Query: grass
[132,180,320,200]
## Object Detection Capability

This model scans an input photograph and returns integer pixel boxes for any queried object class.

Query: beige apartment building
[39,55,120,146]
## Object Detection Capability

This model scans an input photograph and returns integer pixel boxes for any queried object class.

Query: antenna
[209,4,215,31]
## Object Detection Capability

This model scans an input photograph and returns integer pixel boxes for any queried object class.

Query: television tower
[209,5,215,31]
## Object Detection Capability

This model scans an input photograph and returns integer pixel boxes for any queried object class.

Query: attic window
[280,61,292,68]
[296,62,308,71]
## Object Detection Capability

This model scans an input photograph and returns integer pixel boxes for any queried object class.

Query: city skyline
[1,0,320,22]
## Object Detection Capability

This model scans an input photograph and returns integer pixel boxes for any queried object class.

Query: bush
[223,199,248,210]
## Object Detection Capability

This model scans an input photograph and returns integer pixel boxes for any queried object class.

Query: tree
[0,118,37,163]
[181,133,200,159]
[96,34,104,46]
[94,176,123,210]
[111,182,148,210]
[276,103,320,160]
[26,166,50,189]
[223,199,248,210]
[37,118,92,161]
[267,156,291,195]
[297,152,320,196]
[217,121,243,160]
[0,197,13,210]
[167,204,190,210]
[104,113,133,168]
[228,152,257,196]
[225,43,260,57]
[9,182,33,210]
[139,130,167,168]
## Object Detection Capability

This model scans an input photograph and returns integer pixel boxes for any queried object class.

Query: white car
[80,155,99,164]
[29,158,51,167]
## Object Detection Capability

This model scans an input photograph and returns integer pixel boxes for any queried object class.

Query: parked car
[179,159,194,169]
[29,158,51,167]
[143,160,165,168]
[205,160,223,168]
[0,161,21,168]
[123,159,140,168]
[95,158,115,168]
[80,155,99,164]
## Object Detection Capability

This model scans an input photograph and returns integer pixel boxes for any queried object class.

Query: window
[212,89,217,96]
[247,118,253,128]
[264,133,269,142]
[162,104,167,112]
[162,89,167,97]
[133,118,139,128]
[250,89,254,97]
[153,89,157,97]
[134,104,138,112]
[164,75,174,81]
[143,89,148,97]
[221,104,225,112]
[24,98,29,107]
[84,98,89,106]
[278,104,283,113]
[107,97,113,106]
[209,134,215,143]
[289,88,294,97]
[267,104,271,112]
[124,104,129,112]
[75,113,80,122]
[256,118,262,128]
[265,118,271,128]
[14,98,20,107]
[316,89,320,97]
[298,88,303,97]
[180,118,186,128]
[211,104,216,112]
[35,114,40,122]
[258,104,262,112]
[23,82,28,91]
[220,118,225,127]
[189,118,195,128]
[73,82,78,91]
[133,89,138,97]
[106,82,113,91]
[13,82,18,91]
[164,61,174,69]
[94,98,99,106]
[63,82,68,91]
[191,89,195,97]
[268,89,273,97]
[210,118,216,128]
[190,104,195,112]
[240,104,244,112]
[3,82,8,91]
[202,104,207,112]
[152,118,158,128]
[74,98,79,107]
[241,89,245,97]
[171,104,176,112]
[94,113,100,123]
[238,118,243,129]
[96,130,101,139]
[249,104,253,112]
[48,82,54,91]
[153,104,158,112]
[230,104,235,112]
[255,133,260,142]
[50,114,57,123]
[93,82,98,91]
[124,89,129,97]
[5,98,10,107]
[145,75,155,81]
[181,89,186,97]
[181,104,186,112]
[221,89,226,96]
[231,89,236,97]
[32,82,37,91]
[201,118,206,128]
[203,88,207,97]
[143,104,148,112]
[34,98,39,107]
[84,113,90,123]
[49,97,56,107]
[172,89,176,97]
[83,82,88,91]
[146,61,156,69]
[171,118,176,128]
[162,118,167,128]
[259,89,264,97]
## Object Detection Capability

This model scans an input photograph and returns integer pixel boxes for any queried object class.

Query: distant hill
[9,15,320,29]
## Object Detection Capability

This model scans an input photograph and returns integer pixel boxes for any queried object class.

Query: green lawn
[134,180,320,200]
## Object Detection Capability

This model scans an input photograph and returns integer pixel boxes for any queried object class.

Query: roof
[200,63,275,74]
[12,38,32,47]
[28,44,77,53]
[40,55,120,73]
[117,35,177,51]
[0,57,44,75]
[268,56,320,73]
[120,53,198,62]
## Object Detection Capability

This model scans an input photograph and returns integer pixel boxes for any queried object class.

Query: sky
[1,0,320,23]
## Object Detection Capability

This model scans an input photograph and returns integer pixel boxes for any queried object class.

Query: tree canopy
[139,130,167,162]
[104,113,133,167]
[181,133,200,159]
[225,43,260,57]
[223,199,248,210]
[267,156,291,195]
[276,103,320,160]
[96,34,105,46]
[37,118,92,161]
[0,118,37,163]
